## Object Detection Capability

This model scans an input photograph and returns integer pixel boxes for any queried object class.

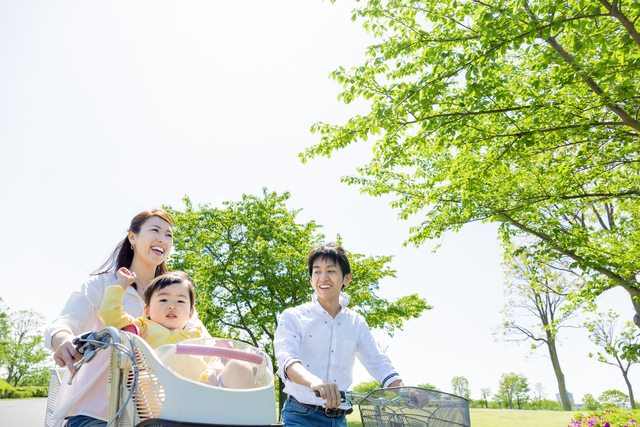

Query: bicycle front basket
[358,387,470,427]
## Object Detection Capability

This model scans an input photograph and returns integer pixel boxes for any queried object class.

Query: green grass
[347,407,575,427]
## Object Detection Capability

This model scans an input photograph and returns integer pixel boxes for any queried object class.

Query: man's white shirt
[275,292,400,406]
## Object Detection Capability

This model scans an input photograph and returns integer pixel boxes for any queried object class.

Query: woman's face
[129,216,174,267]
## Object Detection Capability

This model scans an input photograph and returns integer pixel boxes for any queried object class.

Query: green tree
[514,375,531,410]
[418,382,440,391]
[165,189,431,416]
[599,389,630,409]
[0,298,10,368]
[18,365,52,387]
[497,248,577,410]
[451,376,470,399]
[499,373,529,409]
[480,388,491,409]
[3,310,49,386]
[532,383,546,410]
[585,311,638,409]
[303,0,640,329]
[352,379,382,395]
[583,393,602,411]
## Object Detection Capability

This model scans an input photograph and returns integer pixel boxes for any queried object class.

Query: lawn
[347,407,575,427]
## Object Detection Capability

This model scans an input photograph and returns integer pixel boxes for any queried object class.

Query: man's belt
[290,396,354,418]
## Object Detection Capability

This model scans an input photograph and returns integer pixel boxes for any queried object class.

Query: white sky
[1,0,637,404]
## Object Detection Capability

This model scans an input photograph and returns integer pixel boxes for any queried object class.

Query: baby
[98,268,253,388]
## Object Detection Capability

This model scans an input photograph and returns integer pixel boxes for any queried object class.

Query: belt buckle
[324,407,340,418]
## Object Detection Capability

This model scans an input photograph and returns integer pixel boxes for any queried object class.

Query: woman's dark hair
[94,209,174,278]
[307,242,351,278]
[144,271,196,310]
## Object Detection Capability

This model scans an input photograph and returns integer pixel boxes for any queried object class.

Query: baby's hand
[115,267,136,289]
[199,370,220,386]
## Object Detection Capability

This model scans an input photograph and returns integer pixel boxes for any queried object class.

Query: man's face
[310,257,352,306]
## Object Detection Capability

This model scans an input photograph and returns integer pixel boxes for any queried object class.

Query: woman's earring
[131,244,134,251]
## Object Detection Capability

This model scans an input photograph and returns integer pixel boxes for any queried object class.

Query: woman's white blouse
[45,272,208,427]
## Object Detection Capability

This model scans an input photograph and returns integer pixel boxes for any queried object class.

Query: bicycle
[46,326,282,427]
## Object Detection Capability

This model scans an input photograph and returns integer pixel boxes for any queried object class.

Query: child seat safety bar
[175,343,264,365]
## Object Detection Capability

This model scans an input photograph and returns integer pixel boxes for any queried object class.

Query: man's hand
[310,380,342,409]
[409,389,429,408]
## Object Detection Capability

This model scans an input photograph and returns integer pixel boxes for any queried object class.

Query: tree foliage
[532,383,546,410]
[585,310,638,408]
[499,372,529,409]
[165,189,431,413]
[583,393,602,411]
[0,298,9,368]
[451,376,470,399]
[497,246,578,410]
[599,389,630,409]
[166,189,430,353]
[418,382,440,391]
[352,379,382,395]
[2,310,49,386]
[304,0,640,328]
[480,387,491,408]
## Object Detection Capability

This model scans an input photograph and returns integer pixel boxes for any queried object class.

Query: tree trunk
[547,338,572,411]
[278,377,287,421]
[622,371,636,409]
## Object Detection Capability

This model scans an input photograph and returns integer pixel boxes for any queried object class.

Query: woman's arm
[51,330,82,374]
[45,274,111,372]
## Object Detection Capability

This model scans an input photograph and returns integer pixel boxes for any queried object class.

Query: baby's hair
[143,271,196,310]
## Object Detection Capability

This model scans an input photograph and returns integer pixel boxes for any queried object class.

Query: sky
[0,1,637,405]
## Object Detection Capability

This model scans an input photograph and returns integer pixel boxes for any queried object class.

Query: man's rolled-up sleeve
[356,318,401,388]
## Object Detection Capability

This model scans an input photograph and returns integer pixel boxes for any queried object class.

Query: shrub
[0,379,16,398]
[540,399,563,411]
[570,408,640,427]
[7,389,30,398]
[19,386,48,397]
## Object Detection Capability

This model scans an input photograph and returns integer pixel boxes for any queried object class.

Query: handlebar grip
[314,390,346,400]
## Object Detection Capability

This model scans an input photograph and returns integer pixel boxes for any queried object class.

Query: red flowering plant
[570,409,640,427]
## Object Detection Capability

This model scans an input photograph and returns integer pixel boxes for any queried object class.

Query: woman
[45,209,208,427]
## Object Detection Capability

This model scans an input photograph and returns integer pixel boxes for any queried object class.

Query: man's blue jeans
[281,397,348,427]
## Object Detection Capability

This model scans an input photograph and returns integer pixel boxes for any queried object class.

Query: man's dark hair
[144,271,196,310]
[307,242,351,278]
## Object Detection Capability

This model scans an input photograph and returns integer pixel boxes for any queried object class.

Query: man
[274,243,404,427]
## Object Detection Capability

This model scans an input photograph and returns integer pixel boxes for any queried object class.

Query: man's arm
[355,317,403,388]
[285,362,343,409]
[274,310,343,409]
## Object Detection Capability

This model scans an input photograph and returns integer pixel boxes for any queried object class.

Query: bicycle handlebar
[314,390,347,401]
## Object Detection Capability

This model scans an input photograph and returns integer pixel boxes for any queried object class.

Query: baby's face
[144,282,194,330]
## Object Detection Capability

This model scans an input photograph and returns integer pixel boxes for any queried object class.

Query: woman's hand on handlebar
[52,331,82,374]
[310,380,342,409]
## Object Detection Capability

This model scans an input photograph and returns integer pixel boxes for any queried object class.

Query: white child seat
[110,333,279,427]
